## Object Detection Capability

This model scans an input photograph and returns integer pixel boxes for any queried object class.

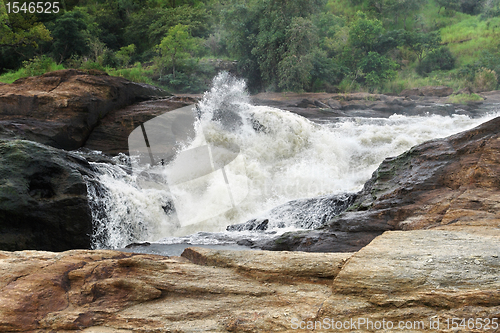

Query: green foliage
[435,0,460,14]
[474,67,498,91]
[405,30,441,61]
[115,44,136,67]
[0,55,64,83]
[107,63,155,85]
[0,1,52,48]
[157,24,199,78]
[22,55,59,76]
[50,11,90,63]
[349,12,384,53]
[416,46,456,76]
[277,17,318,91]
[359,51,397,86]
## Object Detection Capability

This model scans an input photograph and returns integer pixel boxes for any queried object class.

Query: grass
[378,67,468,94]
[106,63,157,86]
[448,93,484,104]
[0,62,65,83]
[441,16,500,66]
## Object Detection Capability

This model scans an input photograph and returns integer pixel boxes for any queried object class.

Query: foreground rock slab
[0,248,349,332]
[0,234,498,332]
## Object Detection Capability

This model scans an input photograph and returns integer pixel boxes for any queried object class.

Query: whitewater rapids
[85,73,500,249]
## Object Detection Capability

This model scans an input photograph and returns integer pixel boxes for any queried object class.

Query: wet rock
[227,193,356,231]
[0,140,94,251]
[0,69,169,151]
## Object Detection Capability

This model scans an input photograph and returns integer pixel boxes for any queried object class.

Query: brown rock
[0,69,168,150]
[83,96,195,155]
[399,88,423,97]
[400,86,453,97]
[0,249,336,332]
[0,236,498,332]
[182,247,351,279]
[420,85,454,97]
[337,115,500,235]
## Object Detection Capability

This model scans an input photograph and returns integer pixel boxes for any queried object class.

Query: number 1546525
[5,2,60,14]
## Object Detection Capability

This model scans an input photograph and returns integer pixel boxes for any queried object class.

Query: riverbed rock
[0,139,93,251]
[263,115,500,252]
[0,69,168,150]
[399,86,453,97]
[0,233,497,332]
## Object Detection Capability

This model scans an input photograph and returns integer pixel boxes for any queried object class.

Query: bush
[359,52,397,87]
[22,56,59,77]
[158,72,208,93]
[474,67,498,92]
[416,47,456,76]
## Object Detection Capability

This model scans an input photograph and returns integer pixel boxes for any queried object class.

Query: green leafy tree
[158,24,198,78]
[348,12,384,53]
[0,1,51,48]
[278,17,317,90]
[404,30,441,62]
[51,11,90,63]
[435,0,460,14]
[416,46,455,76]
[359,51,397,86]
[116,44,136,67]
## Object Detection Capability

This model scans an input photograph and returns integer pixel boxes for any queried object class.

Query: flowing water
[85,73,500,250]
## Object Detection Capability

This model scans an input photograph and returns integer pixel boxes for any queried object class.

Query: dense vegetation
[1,0,500,93]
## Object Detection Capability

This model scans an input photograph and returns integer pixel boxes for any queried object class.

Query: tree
[115,44,136,67]
[0,1,51,48]
[359,51,397,86]
[158,24,198,78]
[51,11,90,63]
[404,30,441,62]
[348,12,384,53]
[278,17,318,90]
[435,0,460,14]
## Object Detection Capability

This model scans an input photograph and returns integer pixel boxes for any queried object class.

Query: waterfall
[85,73,500,249]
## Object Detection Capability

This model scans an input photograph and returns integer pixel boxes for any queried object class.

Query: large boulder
[0,140,94,251]
[0,69,168,151]
[263,115,500,251]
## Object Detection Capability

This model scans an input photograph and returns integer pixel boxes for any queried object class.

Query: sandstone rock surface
[0,69,168,151]
[0,235,497,332]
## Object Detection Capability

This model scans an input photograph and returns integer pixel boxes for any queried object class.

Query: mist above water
[85,73,500,249]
